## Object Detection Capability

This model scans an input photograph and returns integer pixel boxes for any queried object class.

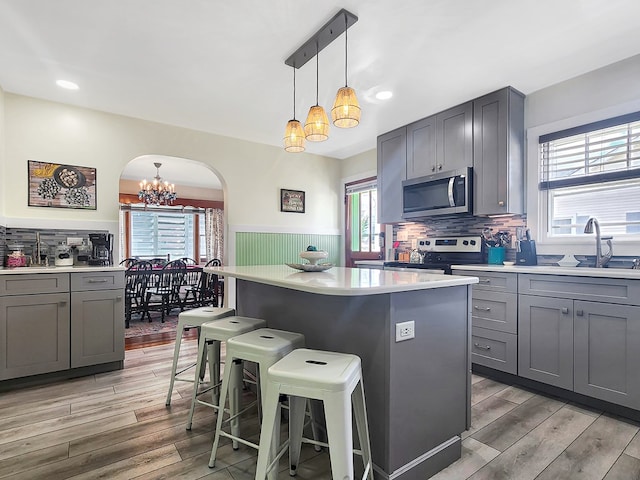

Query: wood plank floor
[2,339,640,479]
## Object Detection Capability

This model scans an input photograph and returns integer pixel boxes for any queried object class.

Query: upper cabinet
[377,86,525,223]
[407,102,473,180]
[473,87,525,216]
[377,126,407,224]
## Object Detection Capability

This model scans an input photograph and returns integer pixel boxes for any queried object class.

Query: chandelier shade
[284,66,305,152]
[332,86,361,128]
[304,105,330,142]
[284,119,305,152]
[304,42,330,142]
[332,11,360,128]
[138,162,177,206]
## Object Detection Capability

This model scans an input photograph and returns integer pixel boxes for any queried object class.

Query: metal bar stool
[254,348,374,480]
[185,316,267,443]
[166,306,236,406]
[208,328,306,476]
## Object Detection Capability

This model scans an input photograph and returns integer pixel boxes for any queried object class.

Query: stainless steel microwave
[402,167,472,219]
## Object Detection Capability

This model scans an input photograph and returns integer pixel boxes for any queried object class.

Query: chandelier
[138,162,177,205]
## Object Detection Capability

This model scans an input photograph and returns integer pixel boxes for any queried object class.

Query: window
[128,209,203,260]
[539,112,640,238]
[346,179,380,253]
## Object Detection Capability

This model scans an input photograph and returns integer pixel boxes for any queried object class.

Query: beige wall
[2,94,341,235]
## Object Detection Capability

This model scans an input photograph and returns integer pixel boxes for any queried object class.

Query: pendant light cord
[292,66,296,118]
[315,41,320,105]
[344,12,348,87]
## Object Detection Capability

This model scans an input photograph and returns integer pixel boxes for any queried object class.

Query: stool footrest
[217,430,260,451]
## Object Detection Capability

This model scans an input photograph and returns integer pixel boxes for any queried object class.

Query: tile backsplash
[3,227,109,265]
[393,214,639,267]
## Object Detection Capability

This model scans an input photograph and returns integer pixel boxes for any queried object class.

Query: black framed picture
[280,188,305,213]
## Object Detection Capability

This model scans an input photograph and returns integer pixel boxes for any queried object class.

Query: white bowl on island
[299,250,328,265]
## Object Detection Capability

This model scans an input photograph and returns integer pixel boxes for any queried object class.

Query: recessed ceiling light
[375,91,393,100]
[56,80,79,90]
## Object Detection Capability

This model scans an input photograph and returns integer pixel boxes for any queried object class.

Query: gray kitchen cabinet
[574,301,640,410]
[377,126,406,224]
[518,294,573,390]
[406,103,473,180]
[0,269,125,383]
[71,289,124,368]
[472,326,517,375]
[473,87,525,216]
[406,116,436,179]
[0,292,70,380]
[437,102,473,173]
[456,270,518,374]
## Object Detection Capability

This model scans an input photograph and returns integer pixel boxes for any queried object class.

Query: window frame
[527,106,640,257]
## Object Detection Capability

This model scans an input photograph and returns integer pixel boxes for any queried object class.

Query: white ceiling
[2,0,640,174]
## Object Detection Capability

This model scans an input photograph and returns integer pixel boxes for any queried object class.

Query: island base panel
[235,279,470,479]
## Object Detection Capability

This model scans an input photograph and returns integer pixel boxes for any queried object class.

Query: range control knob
[470,240,476,245]
[463,240,469,245]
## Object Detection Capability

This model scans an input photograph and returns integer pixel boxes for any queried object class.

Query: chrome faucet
[583,217,612,268]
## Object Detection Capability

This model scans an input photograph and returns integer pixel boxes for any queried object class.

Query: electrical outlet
[397,230,408,241]
[395,321,415,342]
[411,239,417,249]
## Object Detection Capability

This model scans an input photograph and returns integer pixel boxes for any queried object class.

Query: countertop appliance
[384,235,485,274]
[54,242,74,266]
[401,167,472,219]
[89,233,114,266]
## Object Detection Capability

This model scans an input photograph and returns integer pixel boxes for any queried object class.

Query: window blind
[346,178,377,195]
[539,112,640,190]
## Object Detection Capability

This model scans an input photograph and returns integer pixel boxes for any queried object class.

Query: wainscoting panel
[235,232,341,266]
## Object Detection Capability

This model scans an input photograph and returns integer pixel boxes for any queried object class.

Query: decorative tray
[285,263,333,272]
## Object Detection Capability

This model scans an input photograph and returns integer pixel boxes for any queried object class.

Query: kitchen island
[207,265,478,480]
[0,266,125,388]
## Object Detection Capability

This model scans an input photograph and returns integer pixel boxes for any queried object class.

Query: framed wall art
[280,188,305,213]
[28,160,97,209]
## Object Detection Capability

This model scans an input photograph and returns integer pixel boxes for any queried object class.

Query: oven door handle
[447,176,456,207]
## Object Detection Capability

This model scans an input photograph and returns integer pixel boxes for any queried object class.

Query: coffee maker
[89,233,114,266]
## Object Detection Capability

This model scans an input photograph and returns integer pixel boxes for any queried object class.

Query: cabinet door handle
[498,201,505,207]
[116,296,123,301]
[59,301,67,306]
[474,306,491,311]
[474,343,491,350]
[576,309,584,316]
[88,279,109,283]
[561,307,569,314]
[431,165,436,172]
[438,164,443,170]
[480,279,491,284]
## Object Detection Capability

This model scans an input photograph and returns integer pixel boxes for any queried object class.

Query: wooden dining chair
[143,259,187,322]
[124,260,152,328]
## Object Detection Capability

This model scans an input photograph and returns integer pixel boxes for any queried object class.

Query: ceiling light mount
[285,9,358,70]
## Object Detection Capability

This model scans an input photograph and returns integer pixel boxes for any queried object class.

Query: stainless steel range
[384,235,485,274]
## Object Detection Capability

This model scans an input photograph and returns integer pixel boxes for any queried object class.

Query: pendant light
[332,12,360,128]
[304,42,330,142]
[283,66,305,153]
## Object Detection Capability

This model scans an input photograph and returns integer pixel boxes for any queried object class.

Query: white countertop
[207,265,478,296]
[452,264,640,280]
[0,266,125,274]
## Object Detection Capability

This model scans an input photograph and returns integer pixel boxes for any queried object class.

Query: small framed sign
[280,188,305,213]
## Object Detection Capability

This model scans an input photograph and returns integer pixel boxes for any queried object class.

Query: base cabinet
[0,271,124,382]
[71,289,124,368]
[573,301,640,409]
[0,293,70,380]
[518,294,573,390]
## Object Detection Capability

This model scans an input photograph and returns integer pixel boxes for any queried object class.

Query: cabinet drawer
[71,271,125,291]
[519,274,640,306]
[471,290,517,334]
[471,327,517,374]
[457,270,517,293]
[0,273,69,296]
